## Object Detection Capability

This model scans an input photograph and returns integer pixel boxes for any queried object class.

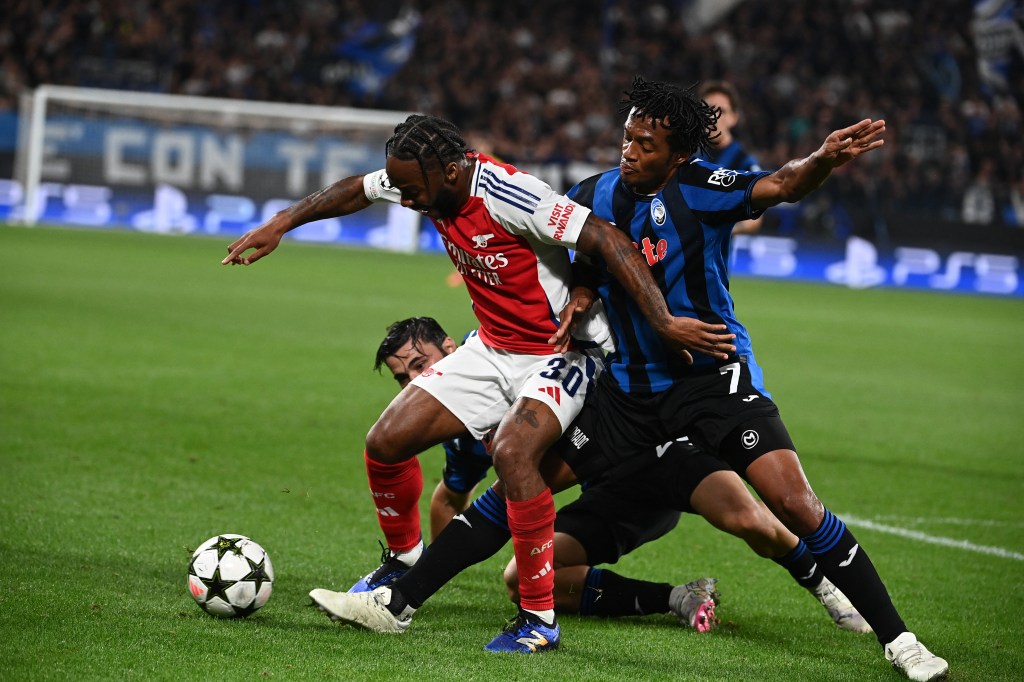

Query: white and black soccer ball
[187,534,274,618]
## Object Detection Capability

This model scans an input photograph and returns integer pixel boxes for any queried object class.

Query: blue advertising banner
[420,228,1024,298]
[2,112,1021,295]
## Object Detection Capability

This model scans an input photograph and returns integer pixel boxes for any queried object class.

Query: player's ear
[445,161,460,185]
[441,336,458,354]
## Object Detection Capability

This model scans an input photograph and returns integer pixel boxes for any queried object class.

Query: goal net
[12,85,422,251]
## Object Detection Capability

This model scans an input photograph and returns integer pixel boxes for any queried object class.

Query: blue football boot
[484,610,560,653]
[348,541,414,593]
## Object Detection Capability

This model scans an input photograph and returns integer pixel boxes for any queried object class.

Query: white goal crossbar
[14,84,409,245]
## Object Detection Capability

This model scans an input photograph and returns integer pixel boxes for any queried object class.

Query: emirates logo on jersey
[440,235,509,286]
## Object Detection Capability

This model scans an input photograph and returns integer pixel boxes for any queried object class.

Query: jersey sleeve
[680,158,771,226]
[362,169,402,204]
[480,166,592,248]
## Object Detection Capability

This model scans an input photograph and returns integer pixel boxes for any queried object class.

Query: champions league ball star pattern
[188,534,274,618]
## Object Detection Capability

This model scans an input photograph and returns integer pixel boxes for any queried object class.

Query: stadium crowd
[1,0,1021,230]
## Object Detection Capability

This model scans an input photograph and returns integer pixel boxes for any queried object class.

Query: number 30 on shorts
[539,356,598,398]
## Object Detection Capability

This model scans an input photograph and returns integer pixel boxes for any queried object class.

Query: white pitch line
[864,515,1024,529]
[842,515,1024,561]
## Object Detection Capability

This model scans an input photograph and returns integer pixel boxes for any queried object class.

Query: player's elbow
[731,216,763,236]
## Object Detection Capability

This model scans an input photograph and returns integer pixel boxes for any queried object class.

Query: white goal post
[14,85,422,251]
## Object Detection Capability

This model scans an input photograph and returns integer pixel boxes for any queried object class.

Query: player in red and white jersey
[363,153,601,355]
[223,114,734,652]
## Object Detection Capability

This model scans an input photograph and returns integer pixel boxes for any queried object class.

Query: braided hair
[385,114,472,186]
[374,316,450,372]
[619,76,721,157]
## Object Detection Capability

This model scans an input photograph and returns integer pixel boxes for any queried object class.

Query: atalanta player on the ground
[367,317,492,548]
[222,113,733,653]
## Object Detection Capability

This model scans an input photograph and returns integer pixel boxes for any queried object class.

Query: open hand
[818,119,886,169]
[657,316,736,364]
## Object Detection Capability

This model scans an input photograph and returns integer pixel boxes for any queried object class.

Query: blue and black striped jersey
[441,435,492,494]
[568,158,770,394]
[703,140,762,172]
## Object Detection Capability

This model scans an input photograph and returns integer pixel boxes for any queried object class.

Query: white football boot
[885,631,949,681]
[309,586,414,633]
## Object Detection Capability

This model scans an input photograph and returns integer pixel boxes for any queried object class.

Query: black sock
[578,568,673,617]
[772,540,824,591]
[803,509,907,645]
[388,487,511,614]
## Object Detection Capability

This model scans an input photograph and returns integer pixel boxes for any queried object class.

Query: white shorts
[410,333,604,440]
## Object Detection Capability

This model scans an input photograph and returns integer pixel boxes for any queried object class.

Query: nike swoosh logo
[839,544,859,567]
[453,514,472,528]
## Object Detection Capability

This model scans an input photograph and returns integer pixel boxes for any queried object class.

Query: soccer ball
[187,534,274,618]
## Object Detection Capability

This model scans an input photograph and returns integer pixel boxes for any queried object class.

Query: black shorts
[557,356,796,482]
[554,439,730,566]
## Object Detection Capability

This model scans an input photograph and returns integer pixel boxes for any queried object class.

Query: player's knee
[490,443,527,481]
[502,560,521,603]
[766,488,824,536]
[365,421,409,464]
[721,506,775,552]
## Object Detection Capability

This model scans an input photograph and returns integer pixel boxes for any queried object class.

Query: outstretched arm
[751,118,885,210]
[574,214,736,362]
[222,175,372,265]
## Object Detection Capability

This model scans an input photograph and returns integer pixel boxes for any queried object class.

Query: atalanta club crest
[651,198,667,225]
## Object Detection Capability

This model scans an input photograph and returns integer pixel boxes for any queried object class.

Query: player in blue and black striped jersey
[552,76,946,682]
[697,80,762,173]
[698,80,765,236]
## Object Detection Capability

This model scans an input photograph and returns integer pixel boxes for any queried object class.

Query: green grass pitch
[1,225,1022,681]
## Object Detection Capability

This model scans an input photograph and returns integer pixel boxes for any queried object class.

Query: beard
[433,187,463,218]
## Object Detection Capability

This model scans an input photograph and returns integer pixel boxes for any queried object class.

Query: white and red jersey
[363,154,610,355]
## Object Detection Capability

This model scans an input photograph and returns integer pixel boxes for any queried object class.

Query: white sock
[396,539,423,567]
[524,608,555,626]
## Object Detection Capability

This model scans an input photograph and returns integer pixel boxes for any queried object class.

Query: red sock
[507,488,556,613]
[364,451,423,553]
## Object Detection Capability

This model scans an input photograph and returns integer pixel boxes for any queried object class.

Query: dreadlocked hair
[619,75,721,157]
[385,114,472,186]
[374,317,449,372]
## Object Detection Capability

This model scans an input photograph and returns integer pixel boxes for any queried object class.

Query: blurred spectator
[0,0,1021,230]
[1008,177,1024,228]
[697,80,765,235]
[962,159,997,225]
